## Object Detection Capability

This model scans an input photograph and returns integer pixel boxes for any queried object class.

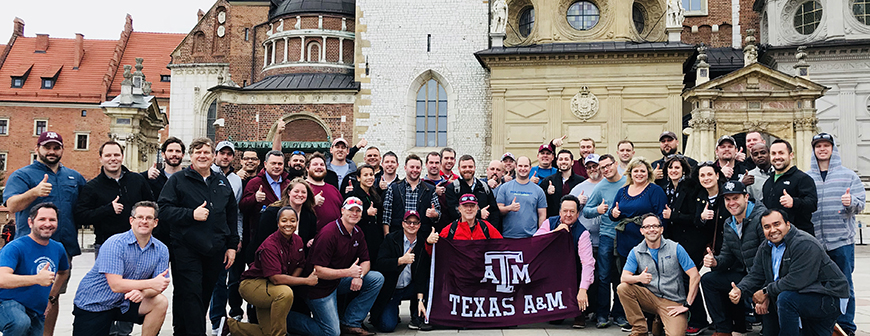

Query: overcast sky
[1,0,216,41]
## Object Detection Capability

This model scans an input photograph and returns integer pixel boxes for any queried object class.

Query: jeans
[375,286,417,332]
[776,291,841,336]
[0,299,44,336]
[209,264,244,328]
[827,244,855,332]
[286,271,384,336]
[597,235,624,320]
[95,244,134,336]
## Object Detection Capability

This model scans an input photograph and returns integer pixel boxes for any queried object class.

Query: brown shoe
[341,325,376,336]
[572,316,586,329]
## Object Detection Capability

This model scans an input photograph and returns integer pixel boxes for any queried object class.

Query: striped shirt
[73,230,169,313]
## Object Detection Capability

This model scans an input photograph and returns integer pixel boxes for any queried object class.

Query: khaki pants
[617,283,688,336]
[227,278,294,336]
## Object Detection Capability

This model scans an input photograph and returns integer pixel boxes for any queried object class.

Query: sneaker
[408,317,422,330]
[230,315,243,322]
[686,326,706,335]
[596,317,611,329]
[420,323,433,331]
[572,316,586,329]
[615,316,631,331]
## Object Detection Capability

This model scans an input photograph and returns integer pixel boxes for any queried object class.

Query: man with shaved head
[496,156,547,238]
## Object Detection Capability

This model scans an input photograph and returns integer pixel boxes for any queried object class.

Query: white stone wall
[167,64,229,145]
[762,0,870,46]
[356,0,492,174]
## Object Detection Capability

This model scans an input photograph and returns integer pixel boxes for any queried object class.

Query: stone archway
[682,63,828,170]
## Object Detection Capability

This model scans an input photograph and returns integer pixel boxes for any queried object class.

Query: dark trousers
[374,286,418,332]
[171,244,225,336]
[701,270,747,333]
[776,291,841,336]
[683,253,708,328]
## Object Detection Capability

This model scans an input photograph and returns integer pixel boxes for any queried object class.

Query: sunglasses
[403,220,421,225]
[242,157,259,161]
[460,195,477,203]
[813,133,833,142]
[344,198,363,206]
[666,154,685,160]
[291,150,305,155]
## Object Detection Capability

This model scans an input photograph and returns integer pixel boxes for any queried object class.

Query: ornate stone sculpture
[667,0,685,28]
[491,0,507,34]
[570,86,599,121]
[744,29,758,65]
[277,19,284,32]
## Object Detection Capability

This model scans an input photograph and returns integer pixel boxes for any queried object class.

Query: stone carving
[295,16,302,30]
[491,0,507,34]
[217,26,226,37]
[267,23,274,36]
[217,11,226,24]
[570,86,599,121]
[744,29,758,65]
[667,0,685,28]
[689,116,716,131]
[342,18,347,31]
[277,19,284,32]
[794,116,818,131]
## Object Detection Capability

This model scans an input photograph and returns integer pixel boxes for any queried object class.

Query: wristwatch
[682,301,691,308]
[48,295,58,304]
[761,286,768,295]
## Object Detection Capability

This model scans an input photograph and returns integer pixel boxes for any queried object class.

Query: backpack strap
[477,219,491,239]
[447,220,459,240]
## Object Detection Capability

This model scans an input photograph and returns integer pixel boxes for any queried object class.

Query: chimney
[35,34,48,53]
[12,17,24,37]
[73,33,84,69]
[197,9,205,21]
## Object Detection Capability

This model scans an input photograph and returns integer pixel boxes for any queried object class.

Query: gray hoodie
[808,142,866,251]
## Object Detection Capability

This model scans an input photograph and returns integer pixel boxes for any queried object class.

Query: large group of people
[0,126,864,336]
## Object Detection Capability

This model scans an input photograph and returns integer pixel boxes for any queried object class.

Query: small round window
[633,3,646,33]
[794,1,822,35]
[519,7,535,37]
[854,0,870,25]
[567,1,600,31]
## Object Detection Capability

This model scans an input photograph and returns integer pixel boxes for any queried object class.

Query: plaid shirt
[382,180,441,225]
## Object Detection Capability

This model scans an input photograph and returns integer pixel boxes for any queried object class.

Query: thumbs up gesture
[703,247,717,268]
[530,171,539,184]
[379,178,389,191]
[426,203,439,218]
[779,189,793,208]
[147,163,160,179]
[577,190,588,205]
[111,196,124,215]
[367,203,377,216]
[736,147,746,162]
[721,161,734,179]
[150,269,171,292]
[314,191,325,207]
[480,205,490,220]
[435,184,445,196]
[552,135,567,147]
[32,174,53,197]
[508,197,521,212]
[611,202,621,218]
[193,201,209,221]
[255,185,267,202]
[741,169,755,186]
[35,263,55,287]
[399,248,416,265]
[547,181,556,195]
[637,267,652,284]
[842,188,852,207]
[307,268,319,286]
[347,258,363,278]
[729,282,742,304]
[596,199,608,215]
[653,164,664,180]
[662,204,672,219]
[427,227,440,244]
[701,203,714,221]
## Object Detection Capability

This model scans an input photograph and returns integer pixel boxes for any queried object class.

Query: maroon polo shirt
[310,183,343,232]
[241,231,305,280]
[306,219,370,299]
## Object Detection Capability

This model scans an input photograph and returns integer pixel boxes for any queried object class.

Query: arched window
[633,3,646,34]
[853,0,870,25]
[416,79,447,147]
[794,1,822,35]
[519,7,535,37]
[307,42,321,62]
[206,100,217,141]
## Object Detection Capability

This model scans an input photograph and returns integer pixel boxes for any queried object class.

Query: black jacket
[76,166,154,244]
[713,202,767,274]
[140,168,172,244]
[346,186,385,261]
[540,173,585,218]
[157,167,239,256]
[652,154,698,189]
[385,180,438,237]
[690,186,729,256]
[444,177,502,232]
[663,180,702,256]
[761,166,818,235]
[370,230,428,320]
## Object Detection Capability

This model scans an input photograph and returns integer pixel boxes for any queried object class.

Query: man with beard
[378,152,400,195]
[570,153,603,321]
[235,150,261,184]
[326,138,357,187]
[306,152,343,232]
[541,150,585,217]
[0,203,71,336]
[286,150,308,179]
[497,156,547,238]
[652,131,698,188]
[616,140,635,175]
[714,135,748,182]
[382,154,441,234]
[143,137,185,200]
[744,143,772,203]
[439,148,459,181]
[445,155,501,231]
[157,137,239,336]
[530,144,557,184]
[209,141,245,334]
[4,131,86,335]
[761,139,817,235]
[485,160,505,191]
[501,152,517,181]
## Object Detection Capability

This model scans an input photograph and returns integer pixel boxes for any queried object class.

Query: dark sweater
[76,166,153,244]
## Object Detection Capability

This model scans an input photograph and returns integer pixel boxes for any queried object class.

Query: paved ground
[52,233,870,335]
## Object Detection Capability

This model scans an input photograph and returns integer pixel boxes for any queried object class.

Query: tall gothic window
[567,1,600,31]
[206,100,217,141]
[794,1,823,35]
[415,79,447,147]
[519,7,535,37]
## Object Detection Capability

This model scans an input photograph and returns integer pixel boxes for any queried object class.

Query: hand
[124,289,144,303]
[742,169,755,186]
[224,249,236,269]
[662,204,672,219]
[752,289,768,305]
[367,204,377,216]
[508,197,521,212]
[425,204,439,218]
[552,135,567,148]
[728,282,742,304]
[150,269,170,292]
[314,191,325,207]
[576,289,588,311]
[276,119,286,134]
[611,202,621,218]
[577,190,588,205]
[703,247,717,268]
[426,228,440,244]
[255,186,267,202]
[32,174,52,197]
[700,203,714,221]
[418,300,427,317]
[637,267,652,284]
[236,169,248,180]
[504,174,513,182]
[307,239,314,248]
[653,165,664,180]
[35,263,55,287]
[666,305,689,317]
[379,179,389,190]
[345,184,354,194]
[435,184,445,196]
[721,161,734,179]
[347,258,362,278]
[307,269,319,286]
[554,223,571,232]
[596,199,608,215]
[398,249,415,265]
[193,201,209,221]
[780,189,793,208]
[356,138,368,149]
[480,205,490,220]
[736,147,746,162]
[530,172,539,185]
[350,277,363,291]
[842,188,852,207]
[111,196,124,215]
[547,181,555,195]
[147,163,160,179]
[755,297,770,315]
[488,178,498,189]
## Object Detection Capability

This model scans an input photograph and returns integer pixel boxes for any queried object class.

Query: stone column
[263,45,268,68]
[837,83,858,169]
[606,86,624,153]
[793,109,818,171]
[321,36,327,61]
[300,36,305,61]
[492,89,507,159]
[547,87,564,140]
[339,38,344,63]
[270,40,276,65]
[689,100,716,161]
[283,37,289,63]
[667,85,683,137]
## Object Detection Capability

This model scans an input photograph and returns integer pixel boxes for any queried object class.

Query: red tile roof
[0,36,117,103]
[108,32,184,99]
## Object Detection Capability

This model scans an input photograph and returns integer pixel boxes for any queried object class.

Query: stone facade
[681,0,759,48]
[167,63,229,145]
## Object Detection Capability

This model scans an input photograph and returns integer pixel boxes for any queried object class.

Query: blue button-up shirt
[266,173,283,201]
[3,161,86,256]
[73,230,169,313]
[768,240,786,281]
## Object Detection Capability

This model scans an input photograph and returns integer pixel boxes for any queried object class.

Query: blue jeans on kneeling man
[286,271,384,336]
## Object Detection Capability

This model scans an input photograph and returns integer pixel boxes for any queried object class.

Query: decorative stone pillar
[606,86,624,153]
[300,36,306,61]
[321,36,327,61]
[491,89,507,159]
[339,38,344,63]
[270,41,276,65]
[283,37,288,63]
[263,45,268,68]
[696,45,710,85]
[688,102,716,161]
[547,87,563,139]
[837,83,859,169]
[793,115,818,171]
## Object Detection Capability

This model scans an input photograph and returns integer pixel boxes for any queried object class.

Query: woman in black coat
[345,164,385,262]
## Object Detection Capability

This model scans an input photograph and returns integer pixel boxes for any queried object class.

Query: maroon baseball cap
[37,131,63,147]
[459,193,478,205]
[403,210,421,220]
[538,144,554,153]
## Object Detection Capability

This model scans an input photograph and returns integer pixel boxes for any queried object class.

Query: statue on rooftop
[491,0,507,34]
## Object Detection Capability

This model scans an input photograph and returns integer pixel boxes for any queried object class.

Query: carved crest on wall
[570,86,599,120]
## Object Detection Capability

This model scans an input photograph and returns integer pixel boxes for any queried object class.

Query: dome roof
[270,0,355,19]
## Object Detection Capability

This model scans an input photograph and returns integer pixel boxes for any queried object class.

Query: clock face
[217,26,226,37]
[217,11,226,24]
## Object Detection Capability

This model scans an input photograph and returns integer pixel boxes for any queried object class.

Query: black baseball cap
[721,181,747,195]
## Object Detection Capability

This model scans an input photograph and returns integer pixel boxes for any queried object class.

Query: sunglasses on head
[291,150,305,155]
[813,133,833,141]
[460,195,476,203]
[345,198,363,206]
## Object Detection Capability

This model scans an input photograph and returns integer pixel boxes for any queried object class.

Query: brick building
[0,16,183,179]
[168,0,359,154]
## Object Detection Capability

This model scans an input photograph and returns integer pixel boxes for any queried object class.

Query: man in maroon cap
[530,144,558,185]
[371,210,428,331]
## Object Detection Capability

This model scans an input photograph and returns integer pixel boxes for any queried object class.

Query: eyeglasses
[242,157,259,161]
[701,161,716,166]
[131,215,156,222]
[666,154,684,160]
[291,150,305,155]
[641,224,662,229]
[403,220,421,225]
